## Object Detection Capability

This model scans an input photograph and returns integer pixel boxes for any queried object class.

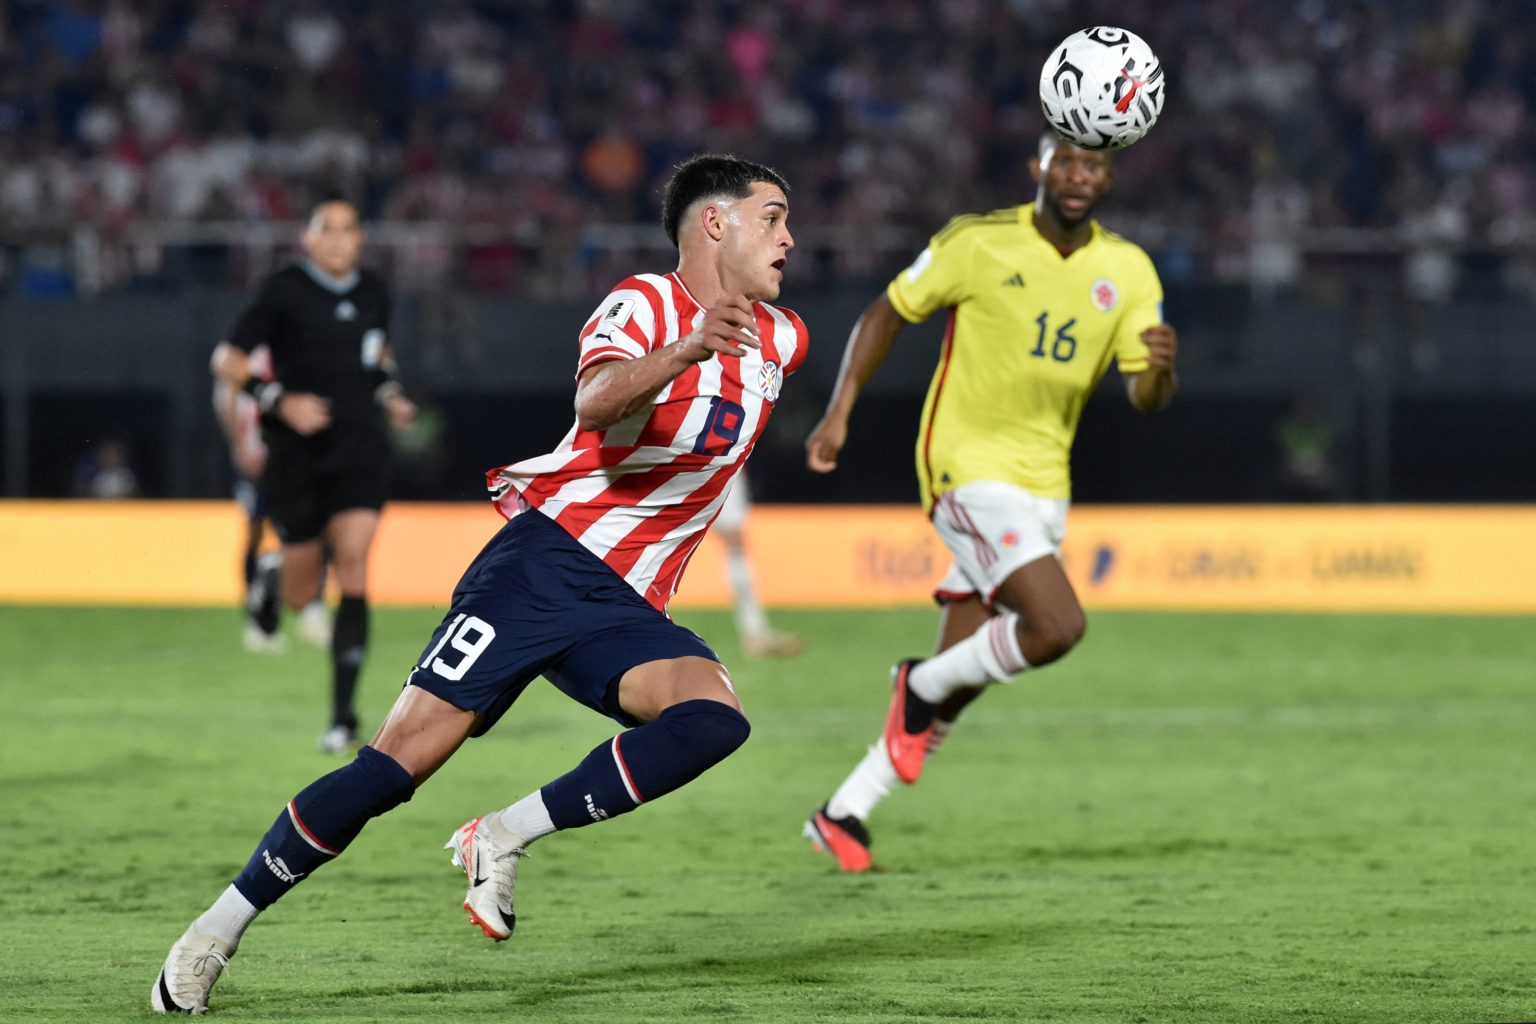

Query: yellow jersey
[886,205,1163,510]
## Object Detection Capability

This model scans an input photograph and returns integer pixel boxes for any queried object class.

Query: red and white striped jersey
[486,272,809,612]
[233,345,274,464]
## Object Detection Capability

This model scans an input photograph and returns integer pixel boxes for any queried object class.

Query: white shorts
[715,474,752,532]
[931,480,1069,606]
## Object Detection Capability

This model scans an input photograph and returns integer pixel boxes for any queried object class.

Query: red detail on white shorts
[941,491,997,569]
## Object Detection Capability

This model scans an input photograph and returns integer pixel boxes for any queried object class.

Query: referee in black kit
[211,196,416,753]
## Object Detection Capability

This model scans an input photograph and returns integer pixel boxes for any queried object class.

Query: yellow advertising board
[1,501,1532,613]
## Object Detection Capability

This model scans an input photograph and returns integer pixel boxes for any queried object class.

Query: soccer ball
[1039,27,1165,151]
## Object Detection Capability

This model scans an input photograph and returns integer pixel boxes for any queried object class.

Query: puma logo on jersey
[1002,273,1025,288]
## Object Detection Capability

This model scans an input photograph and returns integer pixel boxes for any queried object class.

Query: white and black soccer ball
[1039,26,1165,151]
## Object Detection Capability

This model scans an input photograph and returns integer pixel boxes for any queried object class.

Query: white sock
[726,549,772,638]
[908,612,1030,704]
[497,791,555,846]
[194,884,259,949]
[826,742,900,822]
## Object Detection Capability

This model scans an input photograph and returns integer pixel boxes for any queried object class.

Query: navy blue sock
[232,745,414,909]
[540,699,750,830]
[331,595,368,730]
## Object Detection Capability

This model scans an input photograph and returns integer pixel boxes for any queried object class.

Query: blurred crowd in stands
[2,0,1534,298]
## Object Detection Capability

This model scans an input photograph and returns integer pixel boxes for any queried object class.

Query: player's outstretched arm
[575,296,759,432]
[805,292,907,473]
[1124,324,1178,413]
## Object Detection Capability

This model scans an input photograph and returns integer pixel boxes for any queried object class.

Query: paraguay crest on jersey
[756,359,782,402]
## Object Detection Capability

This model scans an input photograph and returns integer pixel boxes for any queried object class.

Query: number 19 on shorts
[420,613,497,681]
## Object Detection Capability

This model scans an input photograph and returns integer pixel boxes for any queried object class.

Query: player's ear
[701,202,726,243]
[1028,156,1043,185]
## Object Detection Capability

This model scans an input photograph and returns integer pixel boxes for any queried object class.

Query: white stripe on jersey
[581,461,728,562]
[621,485,730,597]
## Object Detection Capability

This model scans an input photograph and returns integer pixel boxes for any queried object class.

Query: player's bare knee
[1023,613,1085,665]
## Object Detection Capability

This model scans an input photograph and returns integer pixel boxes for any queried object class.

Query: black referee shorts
[262,436,389,544]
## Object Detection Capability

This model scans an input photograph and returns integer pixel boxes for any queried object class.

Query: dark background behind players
[2,0,1534,506]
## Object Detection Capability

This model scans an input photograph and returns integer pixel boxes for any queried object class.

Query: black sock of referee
[331,595,368,732]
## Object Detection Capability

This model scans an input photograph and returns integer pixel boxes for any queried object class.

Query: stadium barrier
[1,501,1533,614]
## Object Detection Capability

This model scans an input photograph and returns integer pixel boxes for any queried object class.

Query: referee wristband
[242,377,286,414]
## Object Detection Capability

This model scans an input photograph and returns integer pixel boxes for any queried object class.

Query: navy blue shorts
[405,508,718,735]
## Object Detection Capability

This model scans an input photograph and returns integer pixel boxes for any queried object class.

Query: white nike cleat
[297,600,332,648]
[242,623,287,654]
[445,815,528,941]
[150,926,235,1015]
[317,725,356,755]
[741,630,805,659]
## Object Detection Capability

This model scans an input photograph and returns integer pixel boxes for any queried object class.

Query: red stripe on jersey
[643,466,738,605]
[633,277,702,447]
[599,475,715,581]
[920,312,958,516]
[618,319,652,351]
[552,467,675,541]
[517,446,636,508]
[603,434,740,585]
[655,526,710,608]
[629,276,667,353]
[780,307,810,375]
[756,305,783,368]
[666,272,701,318]
[577,345,637,371]
[637,361,702,447]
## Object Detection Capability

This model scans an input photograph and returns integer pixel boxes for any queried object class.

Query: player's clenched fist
[805,410,848,473]
[1141,324,1177,369]
[681,296,761,361]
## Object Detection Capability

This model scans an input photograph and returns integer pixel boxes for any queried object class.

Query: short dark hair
[308,191,358,221]
[660,154,789,248]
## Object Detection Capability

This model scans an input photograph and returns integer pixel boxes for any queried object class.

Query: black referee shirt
[228,261,393,447]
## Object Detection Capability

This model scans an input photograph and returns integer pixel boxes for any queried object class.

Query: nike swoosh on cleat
[472,874,489,887]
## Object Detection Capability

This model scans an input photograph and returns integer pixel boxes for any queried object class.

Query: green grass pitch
[0,604,1532,1023]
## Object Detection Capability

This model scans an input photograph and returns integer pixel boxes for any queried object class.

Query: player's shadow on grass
[329,922,1024,1007]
